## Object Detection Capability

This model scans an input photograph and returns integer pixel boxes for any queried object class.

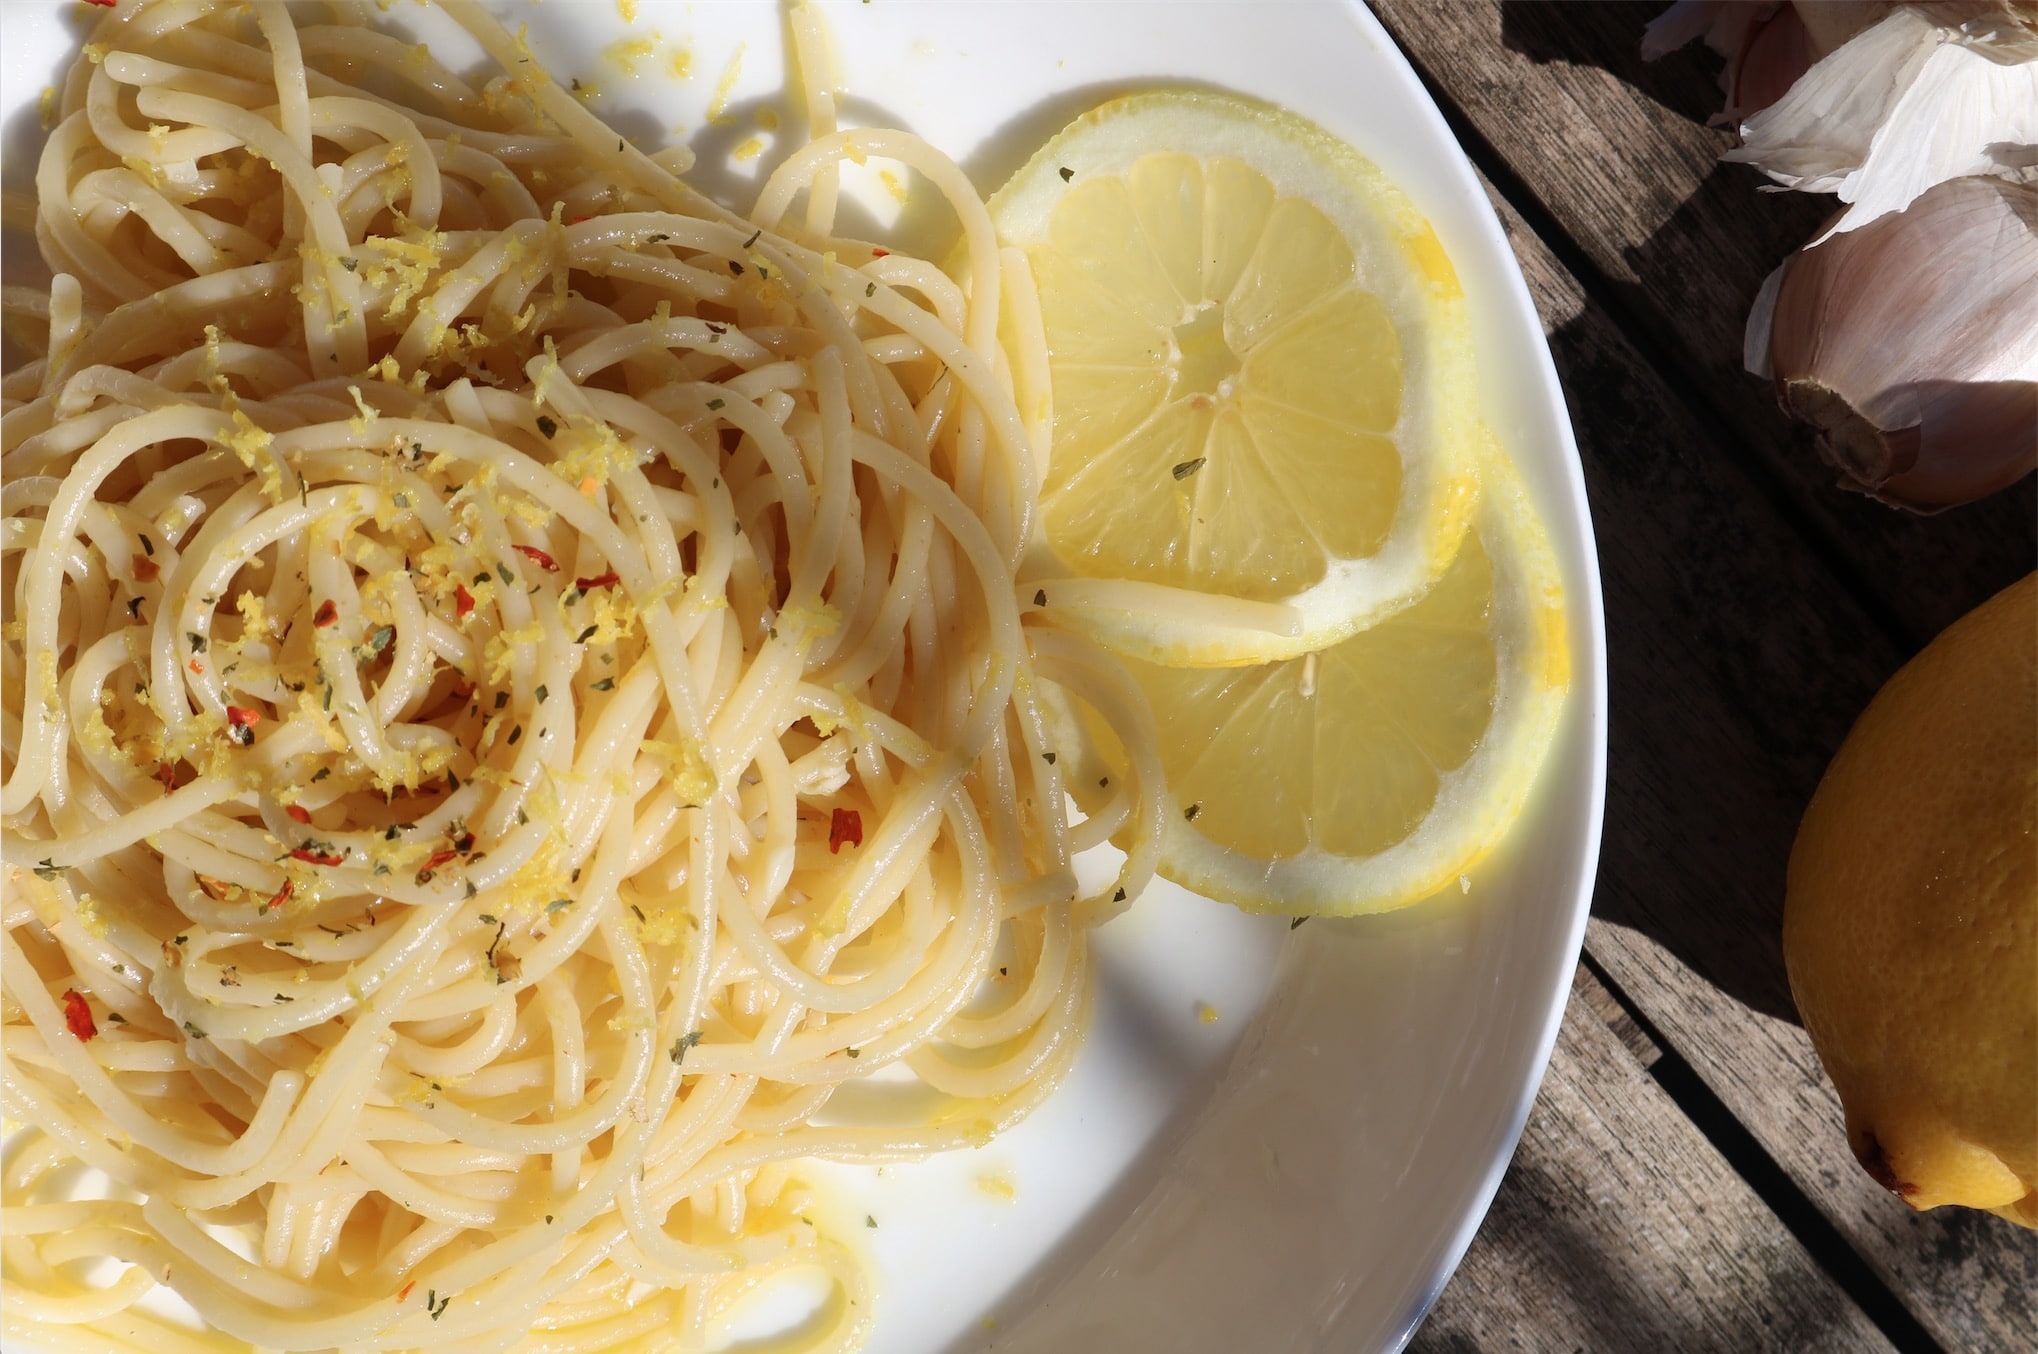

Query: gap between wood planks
[1390,52,1924,659]
[1574,953,1949,1354]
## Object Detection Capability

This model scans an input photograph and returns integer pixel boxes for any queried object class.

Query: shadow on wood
[1490,0,2038,644]
[1539,295,1888,1026]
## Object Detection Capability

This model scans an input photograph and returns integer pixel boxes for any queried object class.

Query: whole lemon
[1785,571,2036,1226]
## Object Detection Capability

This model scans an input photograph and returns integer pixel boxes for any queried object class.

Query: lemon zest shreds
[485,623,545,684]
[644,739,717,806]
[707,45,745,125]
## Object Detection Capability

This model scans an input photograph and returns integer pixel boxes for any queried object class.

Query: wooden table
[1366,5,2038,1351]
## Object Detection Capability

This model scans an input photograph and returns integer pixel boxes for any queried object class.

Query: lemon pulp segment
[1132,530,1496,859]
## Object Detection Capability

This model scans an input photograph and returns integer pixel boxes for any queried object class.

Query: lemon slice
[1048,442,1569,915]
[993,90,1480,667]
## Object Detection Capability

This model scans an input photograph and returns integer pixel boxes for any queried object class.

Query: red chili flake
[263,879,293,912]
[567,214,592,225]
[455,583,475,618]
[224,704,260,745]
[286,805,312,824]
[870,248,889,258]
[61,989,97,1041]
[512,544,559,573]
[397,1280,417,1302]
[84,0,119,7]
[416,848,460,881]
[313,599,339,628]
[158,761,178,793]
[188,659,206,676]
[132,556,159,582]
[829,807,863,854]
[574,570,619,591]
[290,848,344,866]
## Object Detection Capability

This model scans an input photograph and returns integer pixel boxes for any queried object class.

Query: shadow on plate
[930,932,1267,1354]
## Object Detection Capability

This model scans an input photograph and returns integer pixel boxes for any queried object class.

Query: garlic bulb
[1639,1,2020,120]
[1646,1,1818,120]
[1761,176,2037,511]
[1727,5,2038,241]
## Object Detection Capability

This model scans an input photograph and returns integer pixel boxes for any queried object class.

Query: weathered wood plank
[1588,921,2038,1354]
[1411,967,1897,1354]
[1469,161,2038,1350]
[1374,0,2036,645]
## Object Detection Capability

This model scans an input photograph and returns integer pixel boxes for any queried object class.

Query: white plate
[0,3,1607,1351]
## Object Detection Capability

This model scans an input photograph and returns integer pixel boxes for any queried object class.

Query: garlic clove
[1782,376,2038,510]
[1794,1,1902,54]
[1642,1,1870,121]
[1728,7,1946,194]
[1822,26,2038,239]
[1745,259,1789,379]
[1730,3,1819,121]
[1766,175,2038,512]
[1728,5,2038,240]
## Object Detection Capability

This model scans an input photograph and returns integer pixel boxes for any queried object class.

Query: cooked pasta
[0,2,1164,1350]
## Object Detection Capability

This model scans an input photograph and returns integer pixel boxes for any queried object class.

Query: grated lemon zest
[485,623,545,684]
[706,45,745,125]
[644,738,717,807]
[235,591,270,638]
[605,36,656,76]
[347,385,378,434]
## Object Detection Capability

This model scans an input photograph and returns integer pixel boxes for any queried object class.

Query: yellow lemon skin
[1784,571,2037,1226]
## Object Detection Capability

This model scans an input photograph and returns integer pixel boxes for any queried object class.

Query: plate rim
[1329,3,1609,1346]
[0,2,1611,1349]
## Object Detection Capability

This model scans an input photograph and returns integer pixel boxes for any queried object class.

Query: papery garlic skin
[1641,0,1778,63]
[1643,0,1860,121]
[1639,2,2021,120]
[1765,176,2038,512]
[1728,6,2038,241]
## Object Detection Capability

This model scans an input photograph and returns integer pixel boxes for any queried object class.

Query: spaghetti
[0,2,1164,1350]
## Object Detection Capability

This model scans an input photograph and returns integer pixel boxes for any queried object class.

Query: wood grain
[1373,0,2036,646]
[1589,921,2038,1354]
[1469,161,2038,1352]
[1411,967,1897,1354]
